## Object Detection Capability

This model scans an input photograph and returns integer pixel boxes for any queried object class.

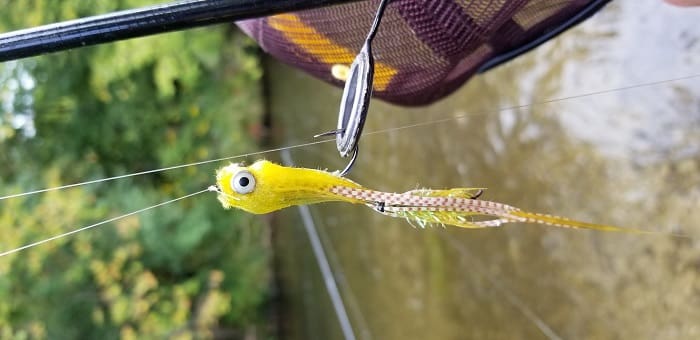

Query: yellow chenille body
[216,160,364,214]
[214,160,640,233]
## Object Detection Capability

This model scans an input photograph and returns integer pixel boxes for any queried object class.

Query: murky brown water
[264,2,700,339]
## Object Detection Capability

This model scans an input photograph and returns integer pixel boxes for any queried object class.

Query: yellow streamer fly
[213,160,631,232]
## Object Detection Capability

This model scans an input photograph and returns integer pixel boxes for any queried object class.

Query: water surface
[266,2,700,339]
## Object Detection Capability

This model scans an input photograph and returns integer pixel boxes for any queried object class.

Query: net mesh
[238,0,604,106]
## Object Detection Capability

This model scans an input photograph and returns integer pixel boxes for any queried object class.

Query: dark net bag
[237,0,610,106]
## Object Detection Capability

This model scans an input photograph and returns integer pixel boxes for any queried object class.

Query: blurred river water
[264,2,700,339]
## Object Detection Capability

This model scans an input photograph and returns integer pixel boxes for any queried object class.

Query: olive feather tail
[507,210,647,233]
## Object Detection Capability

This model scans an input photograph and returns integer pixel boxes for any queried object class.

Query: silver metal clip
[315,0,391,176]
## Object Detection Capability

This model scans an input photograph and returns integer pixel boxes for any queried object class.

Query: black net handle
[0,0,359,62]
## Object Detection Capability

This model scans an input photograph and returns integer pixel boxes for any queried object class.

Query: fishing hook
[315,0,391,176]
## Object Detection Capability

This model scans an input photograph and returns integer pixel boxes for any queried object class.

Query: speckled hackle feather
[329,186,623,230]
[214,160,633,232]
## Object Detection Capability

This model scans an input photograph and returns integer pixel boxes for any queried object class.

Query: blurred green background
[0,1,272,339]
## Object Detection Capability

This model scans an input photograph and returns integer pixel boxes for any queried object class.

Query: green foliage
[0,1,271,338]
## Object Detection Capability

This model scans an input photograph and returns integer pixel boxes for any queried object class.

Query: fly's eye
[231,170,256,194]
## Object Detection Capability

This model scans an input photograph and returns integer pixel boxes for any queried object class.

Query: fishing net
[237,0,609,106]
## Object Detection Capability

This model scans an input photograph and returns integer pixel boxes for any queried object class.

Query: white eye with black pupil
[231,170,256,194]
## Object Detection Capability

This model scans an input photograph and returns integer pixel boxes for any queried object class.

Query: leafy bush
[0,1,272,338]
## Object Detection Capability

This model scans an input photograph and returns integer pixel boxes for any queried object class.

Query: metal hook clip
[315,0,391,176]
